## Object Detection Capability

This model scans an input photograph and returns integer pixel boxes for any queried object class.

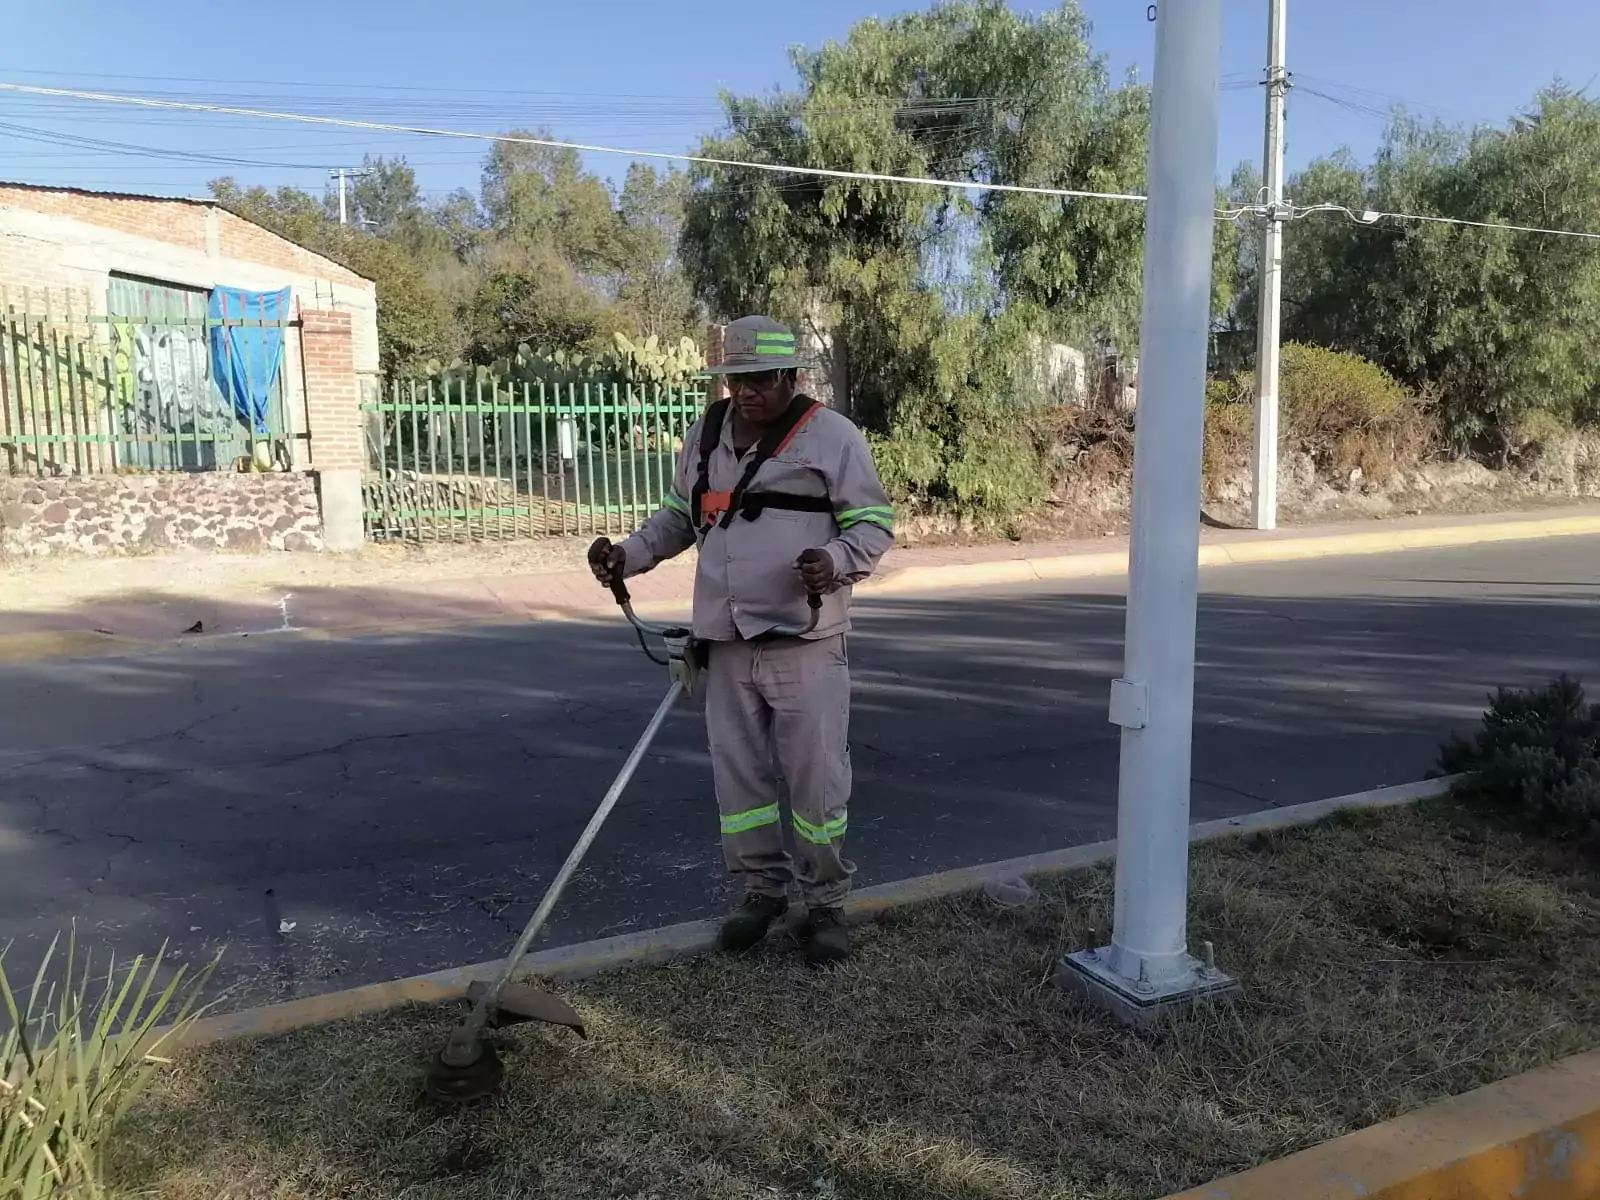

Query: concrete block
[316,468,364,551]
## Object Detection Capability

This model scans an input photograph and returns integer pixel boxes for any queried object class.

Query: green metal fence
[1,287,295,476]
[361,379,706,541]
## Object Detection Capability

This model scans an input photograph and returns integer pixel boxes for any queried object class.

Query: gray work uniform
[618,398,893,906]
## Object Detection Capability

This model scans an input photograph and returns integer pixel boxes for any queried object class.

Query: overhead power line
[1288,201,1600,243]
[0,120,336,170]
[2,79,1594,241]
[0,80,1155,205]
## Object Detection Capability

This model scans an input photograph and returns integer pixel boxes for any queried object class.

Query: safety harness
[690,395,834,531]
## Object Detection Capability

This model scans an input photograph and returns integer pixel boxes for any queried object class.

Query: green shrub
[2,936,213,1198]
[1440,675,1600,843]
[1206,344,1436,483]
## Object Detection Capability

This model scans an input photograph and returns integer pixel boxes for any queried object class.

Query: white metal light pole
[1057,0,1239,1022]
[1251,0,1290,530]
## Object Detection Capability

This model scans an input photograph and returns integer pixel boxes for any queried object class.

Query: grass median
[110,797,1600,1200]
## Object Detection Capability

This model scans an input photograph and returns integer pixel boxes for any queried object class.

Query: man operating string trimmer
[588,315,894,964]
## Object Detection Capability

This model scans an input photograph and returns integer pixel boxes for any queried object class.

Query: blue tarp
[208,286,291,435]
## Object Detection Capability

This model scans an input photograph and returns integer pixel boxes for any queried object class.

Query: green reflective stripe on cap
[837,506,895,530]
[754,331,795,343]
[663,491,691,516]
[721,804,780,836]
[756,345,798,356]
[793,812,848,845]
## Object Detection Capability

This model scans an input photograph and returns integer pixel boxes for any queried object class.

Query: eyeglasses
[726,371,783,395]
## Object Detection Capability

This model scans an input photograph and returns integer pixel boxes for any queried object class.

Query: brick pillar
[704,321,727,402]
[300,309,364,550]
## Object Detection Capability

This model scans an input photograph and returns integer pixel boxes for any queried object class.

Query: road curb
[174,775,1457,1051]
[4,512,1599,665]
[867,511,1600,596]
[1163,1046,1600,1199]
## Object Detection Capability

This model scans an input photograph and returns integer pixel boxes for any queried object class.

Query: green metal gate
[106,274,288,472]
[1,283,294,477]
[361,379,705,541]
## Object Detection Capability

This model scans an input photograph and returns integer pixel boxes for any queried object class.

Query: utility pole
[330,168,371,226]
[332,169,349,225]
[1251,0,1290,530]
[1056,0,1240,1023]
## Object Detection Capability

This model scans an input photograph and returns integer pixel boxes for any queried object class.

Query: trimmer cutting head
[421,981,586,1104]
[423,1037,504,1103]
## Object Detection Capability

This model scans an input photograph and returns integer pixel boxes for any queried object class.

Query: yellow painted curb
[1165,1047,1600,1199]
[868,511,1600,596]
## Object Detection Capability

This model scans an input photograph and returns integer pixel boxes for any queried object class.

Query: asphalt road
[3,536,1598,1010]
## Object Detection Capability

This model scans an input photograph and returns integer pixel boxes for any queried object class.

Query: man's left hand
[795,548,836,595]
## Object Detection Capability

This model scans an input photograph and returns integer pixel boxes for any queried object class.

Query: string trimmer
[422,579,820,1102]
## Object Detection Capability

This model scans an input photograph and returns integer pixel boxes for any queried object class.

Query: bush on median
[1440,674,1600,843]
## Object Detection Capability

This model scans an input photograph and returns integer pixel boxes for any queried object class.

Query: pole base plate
[1055,948,1241,1026]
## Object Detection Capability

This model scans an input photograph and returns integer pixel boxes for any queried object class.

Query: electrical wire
[1293,72,1499,124]
[0,80,1153,204]
[11,78,1570,240]
[1284,200,1600,242]
[0,120,336,170]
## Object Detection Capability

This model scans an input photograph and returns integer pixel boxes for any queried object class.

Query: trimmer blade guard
[466,979,587,1038]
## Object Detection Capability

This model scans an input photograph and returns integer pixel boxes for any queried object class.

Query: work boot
[718,892,788,953]
[799,907,851,966]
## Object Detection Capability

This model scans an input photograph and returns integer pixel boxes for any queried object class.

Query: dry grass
[109,800,1600,1200]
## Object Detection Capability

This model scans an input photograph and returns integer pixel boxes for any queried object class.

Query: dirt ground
[1,537,592,615]
[110,798,1600,1200]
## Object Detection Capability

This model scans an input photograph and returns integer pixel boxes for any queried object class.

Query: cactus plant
[608,332,706,388]
[424,332,705,392]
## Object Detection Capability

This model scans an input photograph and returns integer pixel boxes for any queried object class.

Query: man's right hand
[588,537,627,587]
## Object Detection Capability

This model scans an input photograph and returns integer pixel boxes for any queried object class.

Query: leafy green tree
[209,176,458,375]
[614,163,699,341]
[681,0,1150,518]
[1234,86,1600,451]
[481,134,619,276]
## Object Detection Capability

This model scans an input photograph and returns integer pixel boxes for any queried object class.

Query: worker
[588,315,894,964]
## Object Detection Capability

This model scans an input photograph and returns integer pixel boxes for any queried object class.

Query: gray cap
[705,314,813,374]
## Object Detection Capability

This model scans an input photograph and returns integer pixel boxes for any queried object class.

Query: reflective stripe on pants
[704,634,854,907]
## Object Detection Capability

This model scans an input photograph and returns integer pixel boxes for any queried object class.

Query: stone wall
[0,473,323,557]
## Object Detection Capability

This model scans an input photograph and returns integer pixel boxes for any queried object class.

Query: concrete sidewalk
[4,504,1600,662]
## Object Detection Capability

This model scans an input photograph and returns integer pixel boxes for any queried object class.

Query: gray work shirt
[617,399,894,641]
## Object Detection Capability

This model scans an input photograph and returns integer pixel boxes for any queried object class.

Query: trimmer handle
[609,576,631,608]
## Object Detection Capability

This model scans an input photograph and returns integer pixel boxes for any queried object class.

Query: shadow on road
[2,572,1597,1012]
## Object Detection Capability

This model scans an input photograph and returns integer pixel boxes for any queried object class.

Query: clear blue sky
[1,0,1594,203]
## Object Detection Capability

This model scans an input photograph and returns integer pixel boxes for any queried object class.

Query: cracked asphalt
[3,535,1598,1012]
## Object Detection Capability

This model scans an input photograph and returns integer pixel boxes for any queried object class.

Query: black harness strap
[691,395,827,531]
[689,398,731,528]
[737,492,834,521]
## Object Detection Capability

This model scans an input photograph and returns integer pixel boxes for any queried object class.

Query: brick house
[0,183,378,553]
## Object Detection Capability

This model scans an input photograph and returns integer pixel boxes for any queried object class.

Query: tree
[1231,86,1600,451]
[481,135,619,277]
[343,156,427,240]
[209,176,459,376]
[614,164,699,341]
[680,0,1151,517]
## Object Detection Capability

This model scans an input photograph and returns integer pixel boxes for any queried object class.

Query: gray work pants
[704,634,854,907]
